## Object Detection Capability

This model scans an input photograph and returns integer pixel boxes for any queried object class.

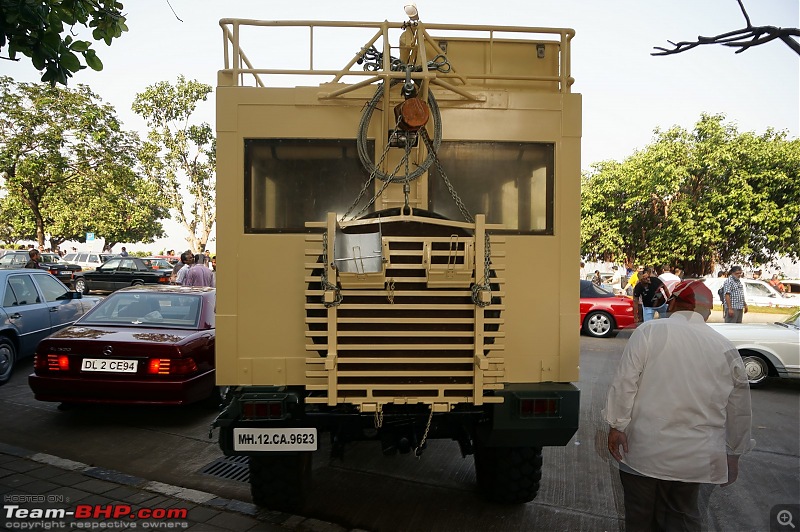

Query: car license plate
[81,358,137,373]
[233,428,318,451]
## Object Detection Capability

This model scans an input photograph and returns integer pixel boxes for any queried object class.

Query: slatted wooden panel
[304,229,505,409]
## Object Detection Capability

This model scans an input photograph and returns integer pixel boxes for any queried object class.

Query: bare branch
[653,0,799,57]
[653,25,800,56]
[736,0,752,28]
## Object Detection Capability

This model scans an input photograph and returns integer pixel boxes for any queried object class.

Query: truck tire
[249,452,312,512]
[474,445,542,504]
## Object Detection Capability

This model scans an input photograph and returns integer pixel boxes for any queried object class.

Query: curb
[0,442,350,531]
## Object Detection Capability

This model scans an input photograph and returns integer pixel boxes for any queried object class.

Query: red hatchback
[29,285,217,407]
[579,280,635,338]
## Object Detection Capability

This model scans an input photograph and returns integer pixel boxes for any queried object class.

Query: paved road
[0,312,797,531]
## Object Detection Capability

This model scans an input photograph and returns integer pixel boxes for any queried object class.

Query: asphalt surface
[0,309,794,531]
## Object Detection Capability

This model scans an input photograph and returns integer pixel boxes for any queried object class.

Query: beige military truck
[212,9,582,511]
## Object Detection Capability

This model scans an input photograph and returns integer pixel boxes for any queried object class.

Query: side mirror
[70,291,83,299]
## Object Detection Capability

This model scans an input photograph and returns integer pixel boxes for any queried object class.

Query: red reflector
[242,401,283,420]
[520,398,560,418]
[58,355,70,371]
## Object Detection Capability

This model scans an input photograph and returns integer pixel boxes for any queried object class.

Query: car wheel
[74,278,89,294]
[582,311,615,338]
[741,353,770,387]
[132,281,144,287]
[249,452,312,512]
[0,337,17,386]
[474,444,542,504]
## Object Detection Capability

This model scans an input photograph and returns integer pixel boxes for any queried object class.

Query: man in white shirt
[605,280,753,531]
[657,264,681,293]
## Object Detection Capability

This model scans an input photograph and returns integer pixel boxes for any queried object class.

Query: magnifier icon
[778,510,796,528]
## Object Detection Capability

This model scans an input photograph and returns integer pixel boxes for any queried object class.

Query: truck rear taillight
[520,398,560,418]
[242,401,283,420]
[35,354,69,371]
[147,358,198,375]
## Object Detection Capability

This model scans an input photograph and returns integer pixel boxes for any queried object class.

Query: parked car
[703,277,799,308]
[60,252,114,271]
[579,280,635,338]
[778,279,800,295]
[28,285,217,406]
[708,310,800,387]
[73,256,172,294]
[150,255,181,266]
[142,257,174,271]
[0,251,83,287]
[0,270,99,385]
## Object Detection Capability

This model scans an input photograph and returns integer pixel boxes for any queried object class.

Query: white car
[779,279,800,295]
[703,277,800,308]
[61,252,114,271]
[708,310,800,387]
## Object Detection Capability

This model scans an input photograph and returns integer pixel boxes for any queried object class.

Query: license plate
[81,358,137,373]
[233,428,318,451]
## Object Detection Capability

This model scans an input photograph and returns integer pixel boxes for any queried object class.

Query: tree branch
[653,0,800,56]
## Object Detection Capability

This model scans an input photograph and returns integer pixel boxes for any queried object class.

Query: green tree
[0,194,35,244]
[0,76,168,249]
[133,76,216,253]
[581,114,800,277]
[0,0,128,85]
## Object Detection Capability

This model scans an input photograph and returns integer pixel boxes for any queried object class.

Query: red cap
[670,279,714,309]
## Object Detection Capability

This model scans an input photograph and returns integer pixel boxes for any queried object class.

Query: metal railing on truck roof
[218,19,575,98]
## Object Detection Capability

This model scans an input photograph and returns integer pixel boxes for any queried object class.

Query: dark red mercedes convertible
[29,285,217,407]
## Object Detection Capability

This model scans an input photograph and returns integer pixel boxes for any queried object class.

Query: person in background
[171,251,190,284]
[722,265,748,323]
[579,261,586,280]
[182,253,215,287]
[119,246,129,257]
[633,268,670,322]
[592,270,603,287]
[24,249,42,269]
[605,280,753,531]
[751,270,762,280]
[768,274,785,294]
[175,251,194,285]
[623,265,644,297]
[658,265,681,293]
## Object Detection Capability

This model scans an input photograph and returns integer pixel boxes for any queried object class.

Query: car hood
[707,322,799,340]
[43,325,204,346]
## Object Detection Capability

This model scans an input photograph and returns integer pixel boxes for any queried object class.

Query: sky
[1,0,798,253]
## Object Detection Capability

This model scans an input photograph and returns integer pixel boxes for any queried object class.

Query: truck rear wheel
[474,445,542,504]
[249,452,312,512]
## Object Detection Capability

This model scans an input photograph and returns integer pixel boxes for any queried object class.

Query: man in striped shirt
[722,265,748,323]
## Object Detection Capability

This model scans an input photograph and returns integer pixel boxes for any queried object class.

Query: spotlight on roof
[404,4,419,22]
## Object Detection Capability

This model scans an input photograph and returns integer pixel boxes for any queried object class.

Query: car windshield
[40,254,59,262]
[782,310,800,329]
[146,258,172,270]
[79,292,202,328]
[580,280,615,298]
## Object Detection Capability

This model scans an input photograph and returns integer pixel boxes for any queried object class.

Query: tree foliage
[0,0,128,85]
[0,76,168,249]
[580,114,800,277]
[133,76,216,253]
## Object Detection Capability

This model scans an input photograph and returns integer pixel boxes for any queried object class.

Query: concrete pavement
[0,443,349,532]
